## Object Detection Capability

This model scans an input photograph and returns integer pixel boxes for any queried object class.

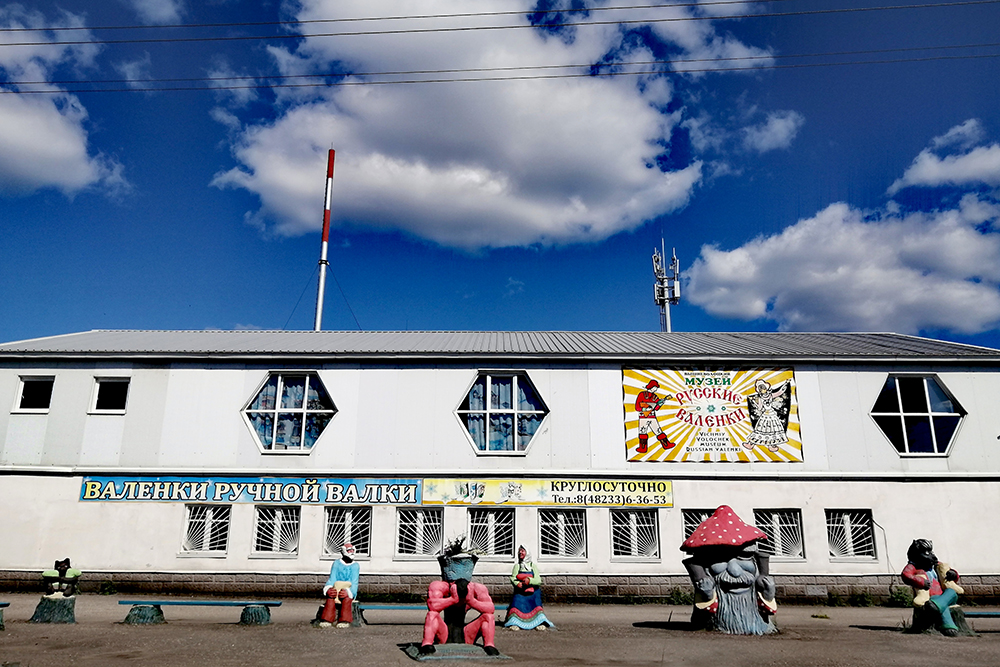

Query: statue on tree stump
[901,539,973,636]
[31,558,82,624]
[681,506,778,635]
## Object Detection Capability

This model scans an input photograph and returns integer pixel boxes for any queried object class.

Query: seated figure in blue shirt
[320,543,360,628]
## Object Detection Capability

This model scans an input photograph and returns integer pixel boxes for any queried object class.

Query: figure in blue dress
[504,545,554,631]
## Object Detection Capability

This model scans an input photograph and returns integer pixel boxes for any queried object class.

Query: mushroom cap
[681,505,767,553]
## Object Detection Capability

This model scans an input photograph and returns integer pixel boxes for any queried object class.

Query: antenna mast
[652,241,680,332]
[314,149,335,331]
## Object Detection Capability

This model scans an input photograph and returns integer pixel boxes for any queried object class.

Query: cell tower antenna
[313,148,335,331]
[652,241,680,332]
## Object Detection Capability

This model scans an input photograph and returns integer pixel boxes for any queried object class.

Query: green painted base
[30,596,76,624]
[239,605,271,626]
[124,605,166,625]
[402,643,511,661]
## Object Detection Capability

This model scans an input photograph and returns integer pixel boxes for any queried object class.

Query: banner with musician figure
[623,369,801,463]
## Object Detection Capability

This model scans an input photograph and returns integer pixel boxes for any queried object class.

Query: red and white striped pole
[314,149,335,331]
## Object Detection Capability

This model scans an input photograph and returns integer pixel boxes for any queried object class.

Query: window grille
[611,509,659,559]
[181,505,231,553]
[468,508,515,557]
[324,507,372,558]
[244,373,337,452]
[253,506,300,554]
[397,508,443,556]
[539,509,586,558]
[456,372,548,453]
[753,509,805,559]
[17,377,54,411]
[681,509,714,540]
[870,375,965,455]
[826,509,876,560]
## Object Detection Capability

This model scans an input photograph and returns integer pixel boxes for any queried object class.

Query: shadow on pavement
[633,620,694,631]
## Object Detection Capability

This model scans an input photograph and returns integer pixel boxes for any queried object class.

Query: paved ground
[1,594,999,666]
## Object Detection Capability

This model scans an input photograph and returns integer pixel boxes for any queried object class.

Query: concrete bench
[356,602,426,626]
[118,599,282,625]
[0,601,9,631]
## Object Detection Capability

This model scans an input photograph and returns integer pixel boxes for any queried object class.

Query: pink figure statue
[419,579,498,656]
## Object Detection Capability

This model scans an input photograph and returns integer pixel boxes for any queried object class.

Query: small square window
[93,378,130,412]
[681,509,714,540]
[539,509,586,558]
[324,507,372,558]
[253,506,300,555]
[754,509,805,559]
[16,377,54,412]
[181,505,231,554]
[396,508,443,557]
[826,509,876,560]
[468,508,515,558]
[611,509,659,559]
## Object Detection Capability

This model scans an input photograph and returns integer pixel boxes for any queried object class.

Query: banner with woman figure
[623,368,802,463]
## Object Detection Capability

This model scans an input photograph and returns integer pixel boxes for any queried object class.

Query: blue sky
[2,0,1000,346]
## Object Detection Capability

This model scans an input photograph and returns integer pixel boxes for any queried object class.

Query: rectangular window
[611,509,659,559]
[396,508,443,556]
[826,509,876,560]
[753,509,805,559]
[539,509,587,558]
[92,377,130,412]
[324,507,372,558]
[253,506,300,555]
[181,505,231,554]
[16,376,54,412]
[468,508,515,557]
[681,509,714,540]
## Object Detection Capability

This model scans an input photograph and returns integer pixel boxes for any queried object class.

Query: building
[1,329,998,602]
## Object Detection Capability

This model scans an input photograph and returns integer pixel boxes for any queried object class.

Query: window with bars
[456,372,549,454]
[753,509,805,559]
[539,509,587,558]
[468,508,515,557]
[253,506,300,555]
[397,508,443,557]
[681,509,714,540]
[611,509,659,559]
[181,505,231,554]
[826,509,877,560]
[244,373,337,452]
[324,507,372,558]
[870,375,965,456]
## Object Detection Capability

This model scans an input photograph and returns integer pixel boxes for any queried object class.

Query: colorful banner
[624,369,801,463]
[423,478,672,507]
[79,476,421,505]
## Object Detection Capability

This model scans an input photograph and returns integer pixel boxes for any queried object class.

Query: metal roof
[0,329,998,363]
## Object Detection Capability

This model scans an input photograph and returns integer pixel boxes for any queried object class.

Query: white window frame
[454,371,549,456]
[826,509,877,562]
[681,509,714,540]
[242,371,338,455]
[395,508,443,559]
[467,507,515,559]
[12,376,55,414]
[323,506,372,560]
[179,504,231,557]
[753,508,806,561]
[251,505,301,558]
[89,377,130,414]
[870,374,966,457]
[538,508,587,561]
[610,509,660,560]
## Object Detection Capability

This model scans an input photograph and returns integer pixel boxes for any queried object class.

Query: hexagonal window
[869,375,965,456]
[456,372,548,454]
[244,373,336,453]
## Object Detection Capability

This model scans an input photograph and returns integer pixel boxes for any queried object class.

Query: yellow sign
[623,369,801,463]
[423,478,672,507]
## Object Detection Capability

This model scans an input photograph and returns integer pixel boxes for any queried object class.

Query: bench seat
[118,600,282,625]
[356,602,426,626]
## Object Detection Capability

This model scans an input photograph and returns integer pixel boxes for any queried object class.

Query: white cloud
[888,119,1000,194]
[123,0,184,25]
[213,0,771,249]
[742,110,805,154]
[114,52,152,90]
[686,195,1000,334]
[0,6,127,197]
